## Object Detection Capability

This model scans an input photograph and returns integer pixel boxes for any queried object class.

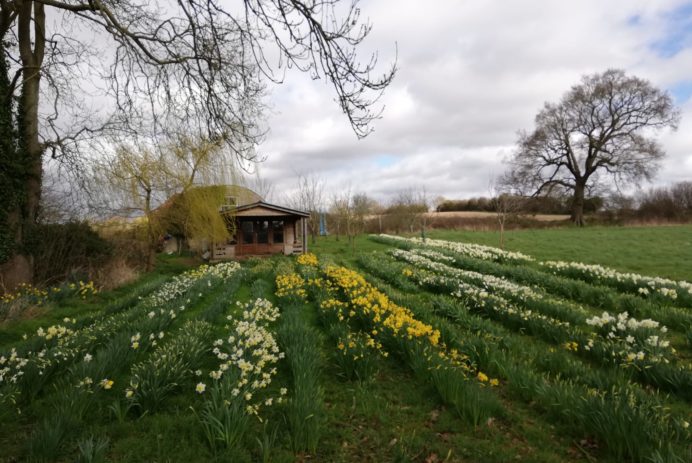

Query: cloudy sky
[253,0,692,204]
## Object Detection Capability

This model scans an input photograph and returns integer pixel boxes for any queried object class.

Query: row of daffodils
[276,253,502,428]
[193,298,287,452]
[0,262,241,405]
[541,259,692,306]
[377,233,692,308]
[356,239,691,462]
[387,246,690,397]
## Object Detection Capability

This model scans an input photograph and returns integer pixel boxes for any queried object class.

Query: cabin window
[257,220,269,244]
[241,221,253,244]
[272,220,284,244]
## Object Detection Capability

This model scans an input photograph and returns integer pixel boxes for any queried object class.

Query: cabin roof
[223,201,310,217]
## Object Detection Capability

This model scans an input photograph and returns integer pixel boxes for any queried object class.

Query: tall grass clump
[129,320,213,413]
[277,304,324,453]
[25,416,69,462]
[195,372,250,453]
[75,435,110,463]
[199,271,243,322]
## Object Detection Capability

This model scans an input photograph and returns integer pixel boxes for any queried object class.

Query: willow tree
[94,134,241,268]
[97,145,167,271]
[157,185,235,254]
[0,0,396,286]
[505,69,679,226]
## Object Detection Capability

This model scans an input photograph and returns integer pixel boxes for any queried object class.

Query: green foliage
[2,249,690,462]
[424,225,692,281]
[328,323,383,382]
[277,304,324,453]
[0,52,25,264]
[194,372,250,453]
[75,435,110,463]
[157,185,234,244]
[428,364,501,427]
[130,320,213,413]
[255,422,280,463]
[26,416,68,462]
[199,271,243,322]
[250,278,272,299]
[24,221,113,284]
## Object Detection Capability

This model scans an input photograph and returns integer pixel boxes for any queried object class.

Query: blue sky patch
[670,81,692,103]
[650,2,692,58]
[626,14,641,26]
[373,154,398,168]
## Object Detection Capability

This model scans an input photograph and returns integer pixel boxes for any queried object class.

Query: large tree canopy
[505,69,680,226]
[0,0,396,286]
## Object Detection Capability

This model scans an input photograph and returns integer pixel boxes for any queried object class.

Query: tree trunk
[0,1,47,288]
[571,182,586,226]
[498,219,505,249]
[144,189,156,271]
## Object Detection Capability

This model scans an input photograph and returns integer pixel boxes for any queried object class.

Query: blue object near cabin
[319,212,328,236]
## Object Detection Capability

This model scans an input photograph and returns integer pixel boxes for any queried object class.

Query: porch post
[302,217,308,253]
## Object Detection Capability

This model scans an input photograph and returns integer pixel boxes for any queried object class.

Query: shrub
[25,221,112,285]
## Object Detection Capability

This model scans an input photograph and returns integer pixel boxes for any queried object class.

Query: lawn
[0,227,690,462]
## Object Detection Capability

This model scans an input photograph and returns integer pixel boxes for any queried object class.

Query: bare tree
[387,188,428,235]
[489,177,522,250]
[329,187,363,251]
[417,187,430,241]
[351,192,373,236]
[329,190,350,245]
[288,173,325,245]
[505,69,680,226]
[247,168,275,202]
[0,0,396,285]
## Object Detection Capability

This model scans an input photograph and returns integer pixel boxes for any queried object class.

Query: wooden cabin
[212,201,309,260]
[159,185,309,259]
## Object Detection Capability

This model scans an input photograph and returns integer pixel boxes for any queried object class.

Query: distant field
[428,210,571,221]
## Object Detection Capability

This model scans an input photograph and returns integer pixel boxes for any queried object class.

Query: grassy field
[424,225,692,281]
[1,227,690,462]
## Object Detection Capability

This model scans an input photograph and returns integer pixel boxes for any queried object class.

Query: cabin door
[237,219,285,255]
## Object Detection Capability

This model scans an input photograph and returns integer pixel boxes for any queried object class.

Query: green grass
[308,234,392,264]
[423,225,692,281]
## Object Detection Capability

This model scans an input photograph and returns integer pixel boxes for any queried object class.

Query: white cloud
[257,0,692,204]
